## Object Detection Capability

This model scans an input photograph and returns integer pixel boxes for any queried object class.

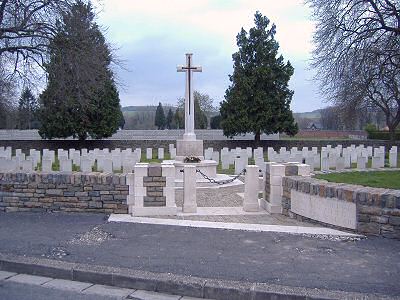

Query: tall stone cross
[177,53,202,141]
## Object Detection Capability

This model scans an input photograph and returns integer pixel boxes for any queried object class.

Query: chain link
[195,168,246,185]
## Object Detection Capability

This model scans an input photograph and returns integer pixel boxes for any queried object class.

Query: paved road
[0,212,399,297]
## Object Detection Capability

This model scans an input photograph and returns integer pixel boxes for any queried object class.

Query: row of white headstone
[0,145,180,173]
[267,145,398,171]
[204,146,266,174]
[1,144,398,174]
[145,144,177,160]
[203,144,398,174]
[0,147,143,173]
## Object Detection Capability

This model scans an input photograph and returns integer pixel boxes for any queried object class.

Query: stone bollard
[243,165,260,212]
[264,163,285,214]
[183,165,197,213]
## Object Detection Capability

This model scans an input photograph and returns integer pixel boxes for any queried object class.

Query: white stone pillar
[268,163,285,214]
[183,165,197,213]
[132,164,148,213]
[243,165,260,212]
[162,164,177,209]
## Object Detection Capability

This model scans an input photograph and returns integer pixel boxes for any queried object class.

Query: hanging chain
[195,168,246,185]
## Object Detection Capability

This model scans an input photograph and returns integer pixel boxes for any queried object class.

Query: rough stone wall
[143,165,166,207]
[282,176,400,239]
[0,172,128,213]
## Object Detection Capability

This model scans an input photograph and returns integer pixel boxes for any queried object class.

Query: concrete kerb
[0,253,397,300]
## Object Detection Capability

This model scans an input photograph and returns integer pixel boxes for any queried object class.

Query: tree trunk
[388,125,396,141]
[254,131,261,146]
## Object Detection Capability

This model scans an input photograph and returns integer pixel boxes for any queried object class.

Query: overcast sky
[94,0,325,112]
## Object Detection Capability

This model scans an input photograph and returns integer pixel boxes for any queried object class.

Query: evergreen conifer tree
[166,108,174,129]
[38,1,123,140]
[220,12,298,142]
[155,102,166,130]
[18,87,39,129]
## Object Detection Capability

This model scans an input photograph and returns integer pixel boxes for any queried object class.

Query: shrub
[367,130,400,140]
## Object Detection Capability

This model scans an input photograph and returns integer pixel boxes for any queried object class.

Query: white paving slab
[108,214,360,237]
[176,206,268,216]
[7,274,53,285]
[42,278,93,292]
[0,271,17,281]
[82,284,134,297]
[129,290,181,300]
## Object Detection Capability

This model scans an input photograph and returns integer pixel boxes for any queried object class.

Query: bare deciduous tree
[307,0,400,139]
[0,0,73,77]
[0,58,16,128]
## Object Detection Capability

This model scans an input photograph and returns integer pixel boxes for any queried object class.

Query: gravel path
[175,185,245,207]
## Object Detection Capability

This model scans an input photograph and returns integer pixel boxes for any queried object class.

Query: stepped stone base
[176,139,203,158]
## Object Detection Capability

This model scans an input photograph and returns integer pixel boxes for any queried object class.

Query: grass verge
[315,171,400,189]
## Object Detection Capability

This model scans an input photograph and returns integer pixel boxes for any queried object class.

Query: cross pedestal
[176,53,204,159]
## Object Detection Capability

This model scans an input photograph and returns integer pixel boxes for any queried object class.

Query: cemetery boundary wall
[0,172,128,214]
[282,176,400,239]
[1,139,400,154]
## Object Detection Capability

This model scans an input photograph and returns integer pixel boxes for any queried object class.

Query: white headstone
[112,155,122,171]
[42,159,52,172]
[389,151,397,168]
[357,156,366,169]
[170,148,176,159]
[80,158,92,173]
[146,148,153,160]
[321,157,329,171]
[60,159,72,173]
[21,159,33,172]
[336,157,345,171]
[212,151,220,164]
[158,148,164,160]
[103,158,113,173]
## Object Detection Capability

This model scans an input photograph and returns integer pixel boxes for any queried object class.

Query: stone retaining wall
[0,172,128,214]
[282,176,400,238]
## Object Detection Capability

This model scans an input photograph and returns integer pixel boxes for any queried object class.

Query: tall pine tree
[38,1,123,140]
[220,12,298,142]
[155,102,166,130]
[166,108,174,129]
[18,87,39,129]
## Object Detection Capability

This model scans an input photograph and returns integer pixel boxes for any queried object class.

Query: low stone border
[282,174,400,239]
[0,172,128,214]
[0,253,395,300]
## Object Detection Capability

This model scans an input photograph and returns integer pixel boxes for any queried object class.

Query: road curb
[0,253,397,300]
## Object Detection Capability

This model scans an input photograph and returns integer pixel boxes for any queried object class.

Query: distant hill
[122,105,176,130]
[294,109,322,120]
[121,106,324,130]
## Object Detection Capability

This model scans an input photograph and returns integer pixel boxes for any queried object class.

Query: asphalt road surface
[0,212,399,296]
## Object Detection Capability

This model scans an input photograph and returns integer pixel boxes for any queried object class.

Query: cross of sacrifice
[177,53,202,141]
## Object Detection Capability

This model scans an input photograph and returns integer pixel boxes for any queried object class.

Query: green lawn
[315,171,400,189]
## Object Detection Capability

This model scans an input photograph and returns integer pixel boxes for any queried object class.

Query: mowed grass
[315,171,400,189]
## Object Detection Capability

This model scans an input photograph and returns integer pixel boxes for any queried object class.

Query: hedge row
[367,130,400,140]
